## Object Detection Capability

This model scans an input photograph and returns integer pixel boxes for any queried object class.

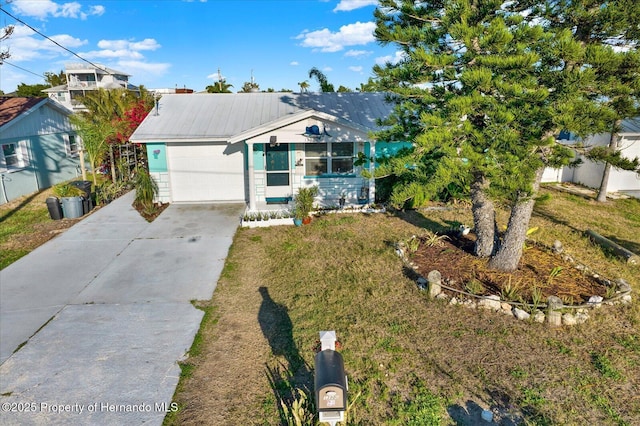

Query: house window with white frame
[1,141,29,172]
[64,134,79,157]
[305,142,354,176]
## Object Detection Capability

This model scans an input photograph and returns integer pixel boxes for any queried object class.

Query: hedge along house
[129,93,408,211]
[0,97,81,204]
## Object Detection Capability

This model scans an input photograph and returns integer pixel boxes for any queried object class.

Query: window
[305,142,354,176]
[64,134,79,157]
[1,141,29,171]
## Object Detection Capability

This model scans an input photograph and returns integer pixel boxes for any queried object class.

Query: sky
[0,0,403,93]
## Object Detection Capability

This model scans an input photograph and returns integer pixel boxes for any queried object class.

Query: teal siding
[147,143,168,172]
[375,141,413,162]
[253,144,265,171]
[1,133,82,204]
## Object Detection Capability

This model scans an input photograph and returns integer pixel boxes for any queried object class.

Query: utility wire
[0,5,113,75]
[2,60,46,79]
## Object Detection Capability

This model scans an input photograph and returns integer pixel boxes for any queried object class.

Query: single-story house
[543,118,640,197]
[129,92,410,211]
[0,97,82,204]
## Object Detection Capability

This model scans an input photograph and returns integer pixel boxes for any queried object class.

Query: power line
[0,5,114,75]
[2,60,46,79]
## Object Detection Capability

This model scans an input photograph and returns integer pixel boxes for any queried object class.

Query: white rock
[575,311,589,324]
[501,306,513,315]
[588,295,604,308]
[513,308,530,321]
[533,310,545,323]
[478,295,501,311]
[562,313,577,326]
[501,302,512,311]
[463,300,477,309]
[449,297,459,305]
[622,294,632,304]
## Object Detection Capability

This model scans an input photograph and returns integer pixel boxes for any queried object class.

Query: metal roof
[621,117,640,134]
[130,92,395,143]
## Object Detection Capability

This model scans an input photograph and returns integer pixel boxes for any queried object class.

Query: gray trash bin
[61,196,84,219]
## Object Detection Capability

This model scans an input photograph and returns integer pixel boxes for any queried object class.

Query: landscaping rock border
[396,239,633,327]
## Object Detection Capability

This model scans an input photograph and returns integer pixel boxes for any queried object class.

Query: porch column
[247,141,257,211]
[369,141,376,204]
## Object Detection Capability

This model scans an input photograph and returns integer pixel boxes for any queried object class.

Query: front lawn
[166,186,640,425]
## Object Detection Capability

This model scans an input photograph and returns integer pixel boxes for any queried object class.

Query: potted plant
[294,186,318,225]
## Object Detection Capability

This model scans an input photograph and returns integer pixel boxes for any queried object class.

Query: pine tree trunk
[596,121,621,202]
[470,172,497,257]
[488,168,544,272]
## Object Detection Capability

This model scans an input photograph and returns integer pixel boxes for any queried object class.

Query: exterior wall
[246,137,413,210]
[1,103,81,204]
[553,132,640,192]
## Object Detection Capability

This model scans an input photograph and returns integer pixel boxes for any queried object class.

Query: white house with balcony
[43,63,140,112]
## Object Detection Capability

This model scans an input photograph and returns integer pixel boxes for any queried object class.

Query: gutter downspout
[247,141,256,211]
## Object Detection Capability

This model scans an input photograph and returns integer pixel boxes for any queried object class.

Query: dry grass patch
[166,188,640,425]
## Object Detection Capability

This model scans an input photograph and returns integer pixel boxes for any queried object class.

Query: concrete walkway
[0,192,244,425]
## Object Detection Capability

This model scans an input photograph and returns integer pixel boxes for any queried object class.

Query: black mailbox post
[314,331,347,425]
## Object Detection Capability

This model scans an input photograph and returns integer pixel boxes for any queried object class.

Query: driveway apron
[0,192,244,425]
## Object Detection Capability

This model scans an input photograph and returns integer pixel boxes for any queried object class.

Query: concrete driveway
[0,192,244,425]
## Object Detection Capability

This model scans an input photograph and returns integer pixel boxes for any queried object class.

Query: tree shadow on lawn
[259,286,314,421]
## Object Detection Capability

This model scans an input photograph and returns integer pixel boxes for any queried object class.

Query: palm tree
[298,80,310,93]
[308,67,334,92]
[206,81,233,93]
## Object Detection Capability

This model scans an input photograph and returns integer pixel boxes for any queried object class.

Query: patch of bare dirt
[2,218,83,251]
[410,232,608,304]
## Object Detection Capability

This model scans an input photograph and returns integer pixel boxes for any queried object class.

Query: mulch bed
[409,232,608,305]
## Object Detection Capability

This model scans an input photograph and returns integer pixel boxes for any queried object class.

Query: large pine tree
[373,0,639,272]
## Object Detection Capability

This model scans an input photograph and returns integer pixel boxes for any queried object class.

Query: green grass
[0,199,51,269]
[166,188,639,424]
[3,183,640,425]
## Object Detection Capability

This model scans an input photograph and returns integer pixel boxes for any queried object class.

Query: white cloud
[296,21,376,52]
[290,61,299,66]
[98,38,160,52]
[0,24,86,61]
[323,66,333,72]
[348,66,363,72]
[117,60,171,77]
[376,50,405,65]
[88,39,160,60]
[57,2,82,18]
[129,39,161,51]
[334,0,378,12]
[10,0,105,20]
[85,49,144,60]
[90,5,105,16]
[344,49,371,57]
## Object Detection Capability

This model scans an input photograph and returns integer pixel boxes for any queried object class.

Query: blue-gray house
[0,97,82,204]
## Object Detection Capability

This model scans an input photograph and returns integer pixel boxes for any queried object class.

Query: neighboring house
[543,118,640,196]
[0,97,81,204]
[43,63,139,112]
[130,92,410,210]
